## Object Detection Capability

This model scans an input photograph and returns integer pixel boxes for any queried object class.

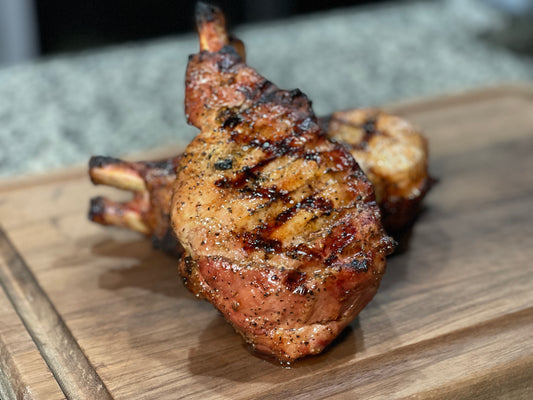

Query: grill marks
[238,205,370,267]
[234,187,338,257]
[239,231,282,254]
[214,106,324,194]
[330,113,384,151]
[214,158,269,189]
[275,195,333,226]
[213,143,353,260]
[219,108,243,129]
[190,51,375,268]
[211,121,342,256]
[352,115,378,150]
[210,104,367,260]
[323,221,361,266]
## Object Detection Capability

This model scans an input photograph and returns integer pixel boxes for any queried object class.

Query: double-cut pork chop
[169,3,394,361]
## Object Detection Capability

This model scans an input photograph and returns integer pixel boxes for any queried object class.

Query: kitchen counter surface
[1,0,533,177]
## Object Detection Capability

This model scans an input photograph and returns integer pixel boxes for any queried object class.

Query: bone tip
[88,196,106,222]
[195,1,222,25]
[89,155,122,170]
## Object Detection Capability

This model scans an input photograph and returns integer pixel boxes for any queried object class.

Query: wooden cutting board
[1,86,532,399]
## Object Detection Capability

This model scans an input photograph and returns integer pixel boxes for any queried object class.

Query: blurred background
[1,0,533,177]
[2,0,389,65]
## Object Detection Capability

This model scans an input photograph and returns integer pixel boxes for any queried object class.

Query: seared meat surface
[88,108,430,255]
[168,3,393,361]
[322,108,432,233]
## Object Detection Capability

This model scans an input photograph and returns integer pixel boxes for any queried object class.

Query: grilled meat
[89,108,430,254]
[166,3,394,362]
[88,9,430,247]
[87,2,434,361]
[322,108,431,233]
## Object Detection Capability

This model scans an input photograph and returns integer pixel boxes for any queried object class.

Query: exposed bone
[89,156,146,192]
[89,195,150,234]
[88,155,183,255]
[197,2,229,52]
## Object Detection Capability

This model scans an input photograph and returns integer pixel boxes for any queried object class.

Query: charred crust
[88,155,122,169]
[195,2,220,24]
[214,158,233,170]
[238,78,277,102]
[214,164,260,189]
[350,115,378,150]
[349,258,368,272]
[216,48,240,71]
[239,185,289,202]
[254,88,314,116]
[275,195,333,225]
[174,9,399,361]
[362,116,377,135]
[323,222,362,266]
[88,196,106,222]
[219,109,243,129]
[213,136,327,191]
[144,158,181,175]
[239,231,281,254]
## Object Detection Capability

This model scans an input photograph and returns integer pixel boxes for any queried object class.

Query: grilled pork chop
[165,3,394,361]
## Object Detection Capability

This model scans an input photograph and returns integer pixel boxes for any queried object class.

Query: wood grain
[0,86,532,399]
[0,283,65,400]
[0,228,112,399]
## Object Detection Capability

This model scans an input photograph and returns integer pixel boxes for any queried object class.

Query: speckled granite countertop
[1,0,533,178]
